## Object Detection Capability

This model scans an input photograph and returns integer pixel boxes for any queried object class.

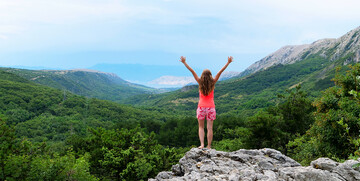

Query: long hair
[199,69,215,96]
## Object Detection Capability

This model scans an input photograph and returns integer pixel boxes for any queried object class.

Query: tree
[0,119,15,180]
[288,64,360,164]
[246,111,287,150]
[244,85,315,154]
[274,85,315,136]
[68,127,184,181]
[0,119,96,181]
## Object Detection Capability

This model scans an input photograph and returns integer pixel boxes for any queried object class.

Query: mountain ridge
[0,67,163,103]
[43,69,119,78]
[240,26,360,77]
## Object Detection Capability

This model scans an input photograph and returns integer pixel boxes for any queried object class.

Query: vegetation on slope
[0,69,186,180]
[0,68,160,103]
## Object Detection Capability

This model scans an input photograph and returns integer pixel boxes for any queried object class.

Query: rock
[149,148,360,181]
[311,158,338,171]
[171,164,182,176]
[155,171,173,180]
[258,161,275,171]
[263,170,277,180]
[333,160,360,181]
[228,173,240,181]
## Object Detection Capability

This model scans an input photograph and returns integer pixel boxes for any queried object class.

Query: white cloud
[1,0,359,31]
[0,34,7,39]
[240,0,360,30]
[0,0,131,25]
[0,25,23,34]
[148,75,196,86]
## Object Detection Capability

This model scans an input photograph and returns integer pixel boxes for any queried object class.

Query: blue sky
[1,0,360,87]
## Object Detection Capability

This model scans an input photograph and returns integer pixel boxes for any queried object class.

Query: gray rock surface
[149,148,360,181]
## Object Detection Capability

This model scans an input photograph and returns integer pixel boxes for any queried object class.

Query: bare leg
[206,119,214,149]
[198,119,205,148]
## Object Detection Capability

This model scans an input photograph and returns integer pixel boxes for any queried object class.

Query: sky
[1,0,360,87]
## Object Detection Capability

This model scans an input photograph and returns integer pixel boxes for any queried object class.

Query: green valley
[1,26,360,180]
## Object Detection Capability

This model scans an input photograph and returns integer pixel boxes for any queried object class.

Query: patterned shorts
[196,107,216,121]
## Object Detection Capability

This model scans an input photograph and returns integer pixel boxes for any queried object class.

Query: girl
[180,56,233,149]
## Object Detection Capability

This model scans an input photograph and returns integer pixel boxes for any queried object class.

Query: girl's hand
[228,56,233,63]
[180,56,186,63]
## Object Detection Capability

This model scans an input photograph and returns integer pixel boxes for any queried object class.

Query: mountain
[89,63,203,86]
[219,71,241,80]
[240,26,360,77]
[0,68,163,103]
[123,26,360,116]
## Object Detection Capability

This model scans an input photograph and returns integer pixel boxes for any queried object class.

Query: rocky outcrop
[245,44,312,74]
[149,148,360,181]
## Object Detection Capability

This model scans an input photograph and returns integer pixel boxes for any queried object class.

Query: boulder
[150,148,360,181]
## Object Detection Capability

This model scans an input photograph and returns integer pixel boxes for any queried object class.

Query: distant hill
[123,26,360,116]
[89,63,202,81]
[89,63,205,88]
[0,69,175,142]
[0,68,163,103]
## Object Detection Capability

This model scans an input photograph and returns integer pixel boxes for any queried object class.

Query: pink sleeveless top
[198,90,215,108]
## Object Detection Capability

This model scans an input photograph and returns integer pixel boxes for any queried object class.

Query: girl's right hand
[228,56,233,63]
[180,56,186,63]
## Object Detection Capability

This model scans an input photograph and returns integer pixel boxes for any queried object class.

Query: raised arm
[214,56,233,83]
[179,56,200,83]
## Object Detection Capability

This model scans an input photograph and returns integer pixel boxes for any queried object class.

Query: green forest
[1,59,360,180]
